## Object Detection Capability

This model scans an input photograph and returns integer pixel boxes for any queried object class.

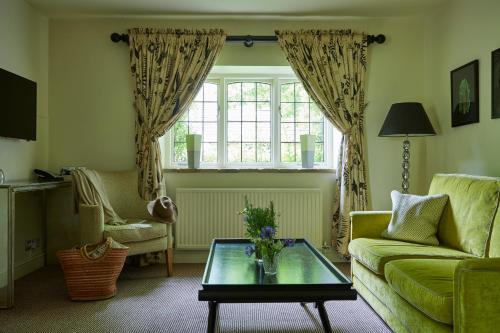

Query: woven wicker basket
[57,237,128,301]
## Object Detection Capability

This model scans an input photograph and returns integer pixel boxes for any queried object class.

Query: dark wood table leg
[316,302,332,333]
[207,301,218,333]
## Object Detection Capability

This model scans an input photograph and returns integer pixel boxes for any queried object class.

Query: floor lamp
[378,102,436,194]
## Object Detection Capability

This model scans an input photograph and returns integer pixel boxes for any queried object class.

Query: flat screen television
[0,67,37,141]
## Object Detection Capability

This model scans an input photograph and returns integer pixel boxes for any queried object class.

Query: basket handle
[81,237,112,262]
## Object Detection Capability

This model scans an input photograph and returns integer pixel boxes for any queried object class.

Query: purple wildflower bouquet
[239,197,295,262]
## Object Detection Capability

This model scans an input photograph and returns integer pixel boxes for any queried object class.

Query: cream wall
[0,0,49,276]
[0,0,49,182]
[424,0,500,180]
[48,16,428,245]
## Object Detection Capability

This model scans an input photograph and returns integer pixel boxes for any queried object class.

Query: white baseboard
[15,253,45,280]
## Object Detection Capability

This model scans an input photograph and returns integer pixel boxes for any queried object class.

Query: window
[164,67,339,169]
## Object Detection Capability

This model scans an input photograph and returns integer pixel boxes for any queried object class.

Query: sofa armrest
[79,204,105,245]
[454,258,500,333]
[350,211,392,240]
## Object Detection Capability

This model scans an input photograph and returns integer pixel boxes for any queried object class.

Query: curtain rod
[110,32,385,47]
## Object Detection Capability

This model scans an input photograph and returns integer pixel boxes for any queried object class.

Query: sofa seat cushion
[348,238,474,275]
[385,259,460,325]
[104,218,168,243]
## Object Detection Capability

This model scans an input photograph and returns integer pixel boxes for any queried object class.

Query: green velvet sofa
[348,174,500,333]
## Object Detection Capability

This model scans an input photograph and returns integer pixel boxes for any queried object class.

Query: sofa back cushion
[428,174,500,257]
[98,170,151,220]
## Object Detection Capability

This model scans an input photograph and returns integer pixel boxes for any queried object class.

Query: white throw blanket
[72,168,127,225]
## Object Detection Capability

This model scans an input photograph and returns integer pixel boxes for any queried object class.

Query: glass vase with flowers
[238,196,278,263]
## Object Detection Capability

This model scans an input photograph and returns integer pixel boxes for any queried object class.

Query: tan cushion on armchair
[104,219,168,243]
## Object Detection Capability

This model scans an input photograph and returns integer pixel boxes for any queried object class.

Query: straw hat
[147,196,178,224]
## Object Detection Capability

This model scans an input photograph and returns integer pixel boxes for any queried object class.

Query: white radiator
[175,188,322,249]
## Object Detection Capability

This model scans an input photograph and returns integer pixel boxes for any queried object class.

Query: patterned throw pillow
[381,191,449,245]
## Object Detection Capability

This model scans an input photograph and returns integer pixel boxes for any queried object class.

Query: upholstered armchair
[78,170,173,276]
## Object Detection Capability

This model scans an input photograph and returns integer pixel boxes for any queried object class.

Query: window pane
[281,123,294,142]
[242,83,256,101]
[295,103,309,122]
[242,102,256,121]
[257,143,271,162]
[228,143,241,163]
[257,83,271,101]
[204,83,218,102]
[295,143,302,162]
[311,123,324,142]
[281,83,294,102]
[228,102,241,121]
[189,102,203,120]
[280,103,294,122]
[295,84,309,102]
[204,122,218,142]
[175,142,187,162]
[228,122,241,142]
[295,123,309,142]
[242,143,256,162]
[242,122,256,142]
[174,122,188,143]
[228,83,241,101]
[189,122,202,135]
[257,122,270,142]
[310,104,323,122]
[281,143,295,162]
[203,143,217,162]
[204,102,218,121]
[315,143,324,162]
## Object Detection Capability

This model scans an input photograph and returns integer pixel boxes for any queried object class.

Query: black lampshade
[379,102,436,137]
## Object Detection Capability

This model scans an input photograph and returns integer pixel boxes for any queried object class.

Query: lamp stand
[402,135,410,193]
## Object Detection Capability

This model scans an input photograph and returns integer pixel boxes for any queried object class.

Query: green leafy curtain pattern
[275,29,369,257]
[129,28,226,200]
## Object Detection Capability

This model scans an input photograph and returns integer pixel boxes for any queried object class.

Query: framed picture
[451,60,479,127]
[492,48,500,119]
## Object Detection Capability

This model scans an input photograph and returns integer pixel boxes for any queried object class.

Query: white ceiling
[26,0,447,18]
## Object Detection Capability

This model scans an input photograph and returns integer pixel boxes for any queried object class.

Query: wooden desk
[0,180,71,308]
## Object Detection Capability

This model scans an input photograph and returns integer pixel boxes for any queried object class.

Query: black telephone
[34,169,64,181]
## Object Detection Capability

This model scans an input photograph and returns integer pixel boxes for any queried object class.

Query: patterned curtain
[129,28,226,200]
[275,29,369,257]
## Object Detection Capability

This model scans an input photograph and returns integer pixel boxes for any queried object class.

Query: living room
[0,0,499,332]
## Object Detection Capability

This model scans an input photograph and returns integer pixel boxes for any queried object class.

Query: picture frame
[450,59,479,127]
[492,48,500,119]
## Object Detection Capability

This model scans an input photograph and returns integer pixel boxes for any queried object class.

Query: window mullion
[272,78,281,168]
[219,78,226,168]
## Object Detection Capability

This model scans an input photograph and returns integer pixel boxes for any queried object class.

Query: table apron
[198,290,357,302]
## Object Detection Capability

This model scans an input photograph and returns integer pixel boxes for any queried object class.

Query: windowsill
[164,168,335,173]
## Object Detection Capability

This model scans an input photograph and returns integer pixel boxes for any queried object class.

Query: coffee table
[198,238,357,333]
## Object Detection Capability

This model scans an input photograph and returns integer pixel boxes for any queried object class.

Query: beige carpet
[0,263,391,333]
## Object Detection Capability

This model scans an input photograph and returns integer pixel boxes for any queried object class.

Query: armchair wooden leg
[165,248,174,277]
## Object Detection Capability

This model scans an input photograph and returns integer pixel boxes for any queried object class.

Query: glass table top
[203,239,351,287]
